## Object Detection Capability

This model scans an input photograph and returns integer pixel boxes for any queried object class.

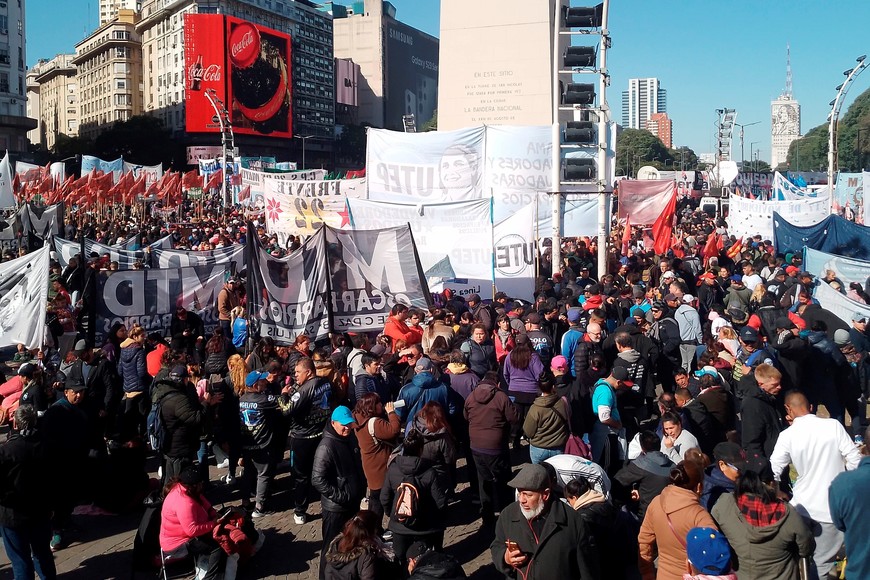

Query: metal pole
[596,0,610,278]
[550,0,562,278]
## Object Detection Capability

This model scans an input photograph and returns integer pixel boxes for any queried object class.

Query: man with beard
[491,464,599,580]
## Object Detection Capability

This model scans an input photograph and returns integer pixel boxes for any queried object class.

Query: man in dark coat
[491,464,599,580]
[612,431,674,519]
[312,406,365,580]
[0,405,55,578]
[61,340,121,439]
[740,363,786,459]
[768,316,811,390]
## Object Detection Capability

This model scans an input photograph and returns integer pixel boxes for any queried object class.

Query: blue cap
[245,371,269,387]
[331,405,355,426]
[730,275,742,283]
[686,527,732,574]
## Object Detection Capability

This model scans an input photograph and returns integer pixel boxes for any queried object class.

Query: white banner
[150,245,244,272]
[264,178,364,236]
[0,152,15,208]
[804,247,870,290]
[241,168,328,206]
[493,202,536,302]
[0,245,49,349]
[727,192,830,241]
[124,162,163,187]
[366,126,486,203]
[186,146,238,164]
[348,198,493,296]
[486,125,552,222]
[814,279,870,326]
[536,192,602,239]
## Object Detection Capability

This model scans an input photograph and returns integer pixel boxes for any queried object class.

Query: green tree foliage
[421,109,437,132]
[787,86,870,172]
[615,128,670,176]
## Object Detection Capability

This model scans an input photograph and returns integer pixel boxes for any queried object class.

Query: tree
[787,86,870,172]
[668,146,698,170]
[615,128,670,176]
[421,109,437,132]
[52,134,93,160]
[93,115,175,166]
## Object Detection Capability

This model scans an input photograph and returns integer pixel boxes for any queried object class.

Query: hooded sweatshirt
[522,393,569,449]
[639,485,718,580]
[463,378,519,453]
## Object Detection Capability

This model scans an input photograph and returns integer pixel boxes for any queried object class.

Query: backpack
[146,394,174,454]
[394,475,421,527]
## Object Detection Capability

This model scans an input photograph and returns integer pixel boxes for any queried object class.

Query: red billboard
[184,14,293,138]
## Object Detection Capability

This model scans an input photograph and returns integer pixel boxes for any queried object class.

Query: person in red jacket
[383,304,421,351]
[146,333,169,377]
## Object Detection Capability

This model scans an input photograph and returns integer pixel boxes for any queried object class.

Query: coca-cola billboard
[184,14,293,139]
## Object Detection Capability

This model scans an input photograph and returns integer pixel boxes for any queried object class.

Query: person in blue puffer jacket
[118,325,150,441]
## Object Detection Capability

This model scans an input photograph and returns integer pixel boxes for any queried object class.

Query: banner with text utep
[94,264,229,347]
[247,226,330,344]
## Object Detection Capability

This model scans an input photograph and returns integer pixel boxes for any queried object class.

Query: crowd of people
[0,201,869,580]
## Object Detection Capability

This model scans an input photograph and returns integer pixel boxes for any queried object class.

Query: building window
[116,79,126,89]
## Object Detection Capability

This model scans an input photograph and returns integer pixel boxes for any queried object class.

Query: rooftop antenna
[784,43,793,99]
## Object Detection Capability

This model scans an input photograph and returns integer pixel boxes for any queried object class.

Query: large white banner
[727,192,830,241]
[241,168,328,206]
[536,192,602,239]
[493,203,536,302]
[814,279,870,326]
[0,245,49,349]
[0,152,15,208]
[263,177,364,236]
[348,198,493,296]
[124,162,163,187]
[486,125,552,222]
[366,126,486,203]
[804,247,870,289]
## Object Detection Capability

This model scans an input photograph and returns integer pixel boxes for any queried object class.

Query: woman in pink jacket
[159,466,225,579]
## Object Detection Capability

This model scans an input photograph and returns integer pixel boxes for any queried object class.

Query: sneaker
[220,474,235,486]
[293,513,306,525]
[50,533,63,552]
[251,507,267,519]
[381,530,393,541]
[216,459,229,469]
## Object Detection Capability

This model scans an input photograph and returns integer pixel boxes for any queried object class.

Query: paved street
[0,452,506,580]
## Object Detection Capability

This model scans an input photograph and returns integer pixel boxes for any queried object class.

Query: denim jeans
[0,521,57,579]
[528,445,562,465]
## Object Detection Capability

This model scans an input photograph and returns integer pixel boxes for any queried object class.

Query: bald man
[770,391,862,578]
[572,322,604,378]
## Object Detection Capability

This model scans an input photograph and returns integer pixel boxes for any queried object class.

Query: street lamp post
[749,141,760,172]
[294,135,320,170]
[204,89,234,210]
[828,55,868,196]
[735,121,760,171]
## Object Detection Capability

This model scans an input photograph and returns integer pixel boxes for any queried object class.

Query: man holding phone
[490,464,599,579]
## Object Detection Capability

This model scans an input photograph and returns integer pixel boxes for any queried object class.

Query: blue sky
[27,0,870,163]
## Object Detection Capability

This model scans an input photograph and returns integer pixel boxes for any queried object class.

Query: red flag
[651,189,677,255]
[205,168,223,191]
[621,216,631,254]
[726,237,743,261]
[702,233,720,266]
[182,169,202,190]
[130,173,147,197]
[238,185,251,203]
[37,174,53,194]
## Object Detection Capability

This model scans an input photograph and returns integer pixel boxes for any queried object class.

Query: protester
[829,425,870,580]
[323,510,396,580]
[353,394,401,520]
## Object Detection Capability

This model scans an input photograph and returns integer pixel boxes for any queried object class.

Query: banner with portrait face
[348,198,493,296]
[94,265,230,347]
[366,126,485,203]
[803,247,870,290]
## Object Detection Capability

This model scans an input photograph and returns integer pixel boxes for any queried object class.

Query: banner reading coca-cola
[184,13,293,139]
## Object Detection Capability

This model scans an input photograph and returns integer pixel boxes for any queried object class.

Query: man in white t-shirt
[741,261,764,292]
[770,391,861,578]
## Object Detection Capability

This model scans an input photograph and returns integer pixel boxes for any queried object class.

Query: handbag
[559,396,591,459]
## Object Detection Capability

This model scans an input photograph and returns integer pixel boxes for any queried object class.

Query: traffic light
[565,121,596,144]
[564,46,596,68]
[564,83,595,105]
[564,157,596,181]
[564,4,603,27]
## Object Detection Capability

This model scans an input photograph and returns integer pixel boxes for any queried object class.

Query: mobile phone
[505,540,520,552]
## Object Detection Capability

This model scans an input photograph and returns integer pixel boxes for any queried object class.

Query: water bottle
[855,435,864,447]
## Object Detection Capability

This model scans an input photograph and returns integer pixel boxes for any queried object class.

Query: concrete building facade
[100,0,142,25]
[31,54,78,150]
[0,0,36,154]
[622,77,666,130]
[647,111,672,148]
[333,0,438,131]
[73,9,144,140]
[438,0,558,131]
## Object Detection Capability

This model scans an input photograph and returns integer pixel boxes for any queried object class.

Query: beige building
[438,0,561,130]
[29,55,78,150]
[100,0,141,26]
[0,0,36,154]
[73,9,144,140]
[25,66,41,146]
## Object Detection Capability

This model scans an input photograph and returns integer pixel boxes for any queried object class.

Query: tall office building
[137,0,334,155]
[647,112,672,148]
[0,0,36,154]
[621,77,666,130]
[100,0,141,25]
[333,0,439,131]
[770,45,800,169]
[29,54,79,150]
[73,9,143,140]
